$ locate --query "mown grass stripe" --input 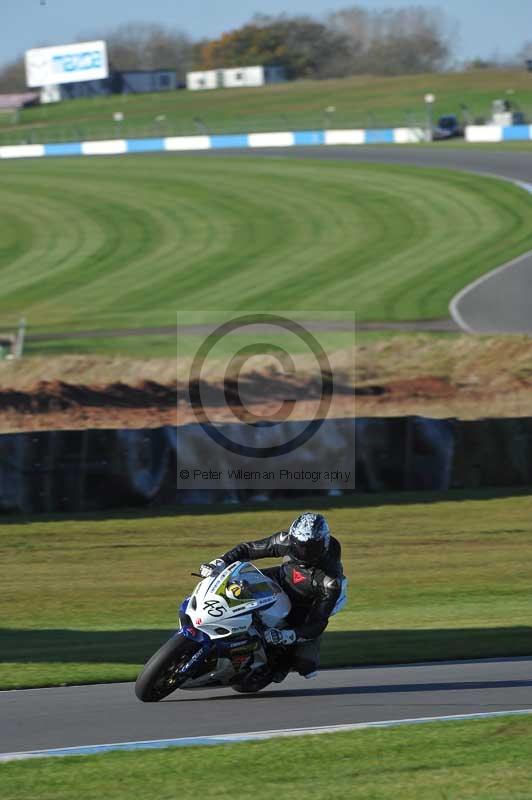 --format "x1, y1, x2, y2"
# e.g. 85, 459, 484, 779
0, 156, 531, 343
